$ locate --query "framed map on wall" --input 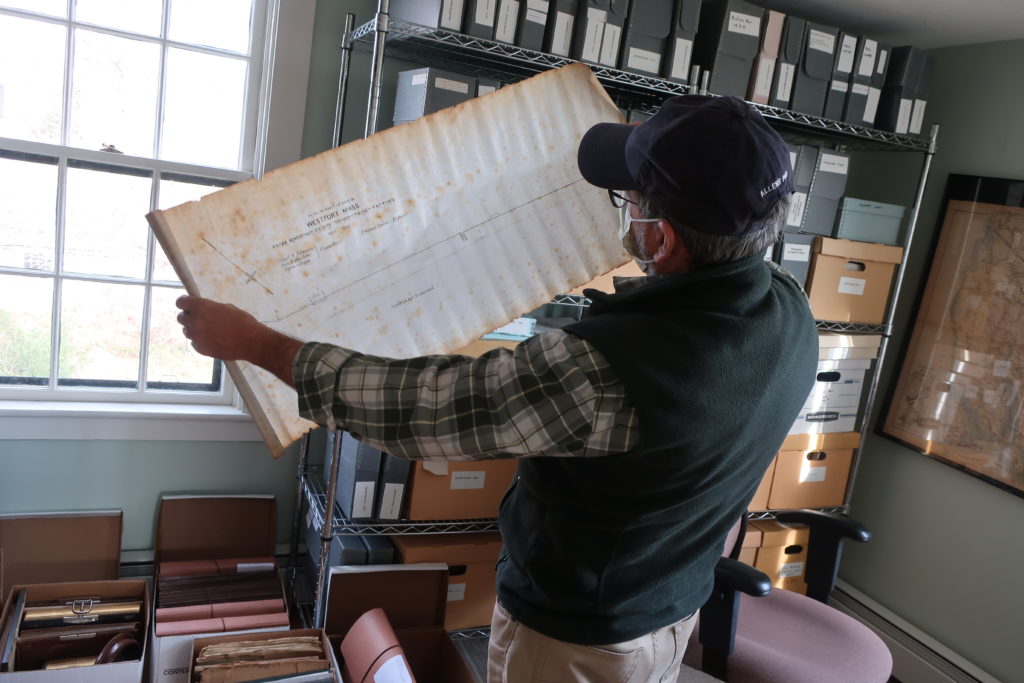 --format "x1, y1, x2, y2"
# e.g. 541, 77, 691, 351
882, 174, 1024, 498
